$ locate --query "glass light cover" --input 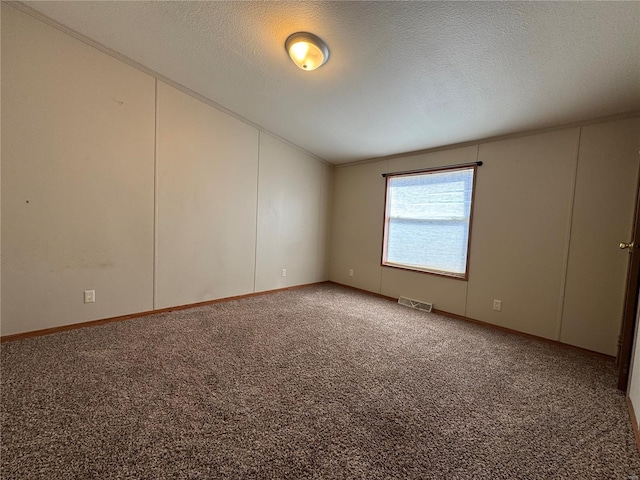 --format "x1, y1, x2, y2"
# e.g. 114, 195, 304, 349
285, 32, 329, 71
